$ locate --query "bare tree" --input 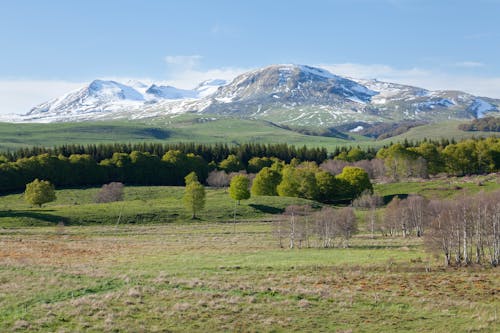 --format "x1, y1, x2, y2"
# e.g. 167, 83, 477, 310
95, 182, 124, 203
283, 205, 312, 248
369, 158, 387, 180
320, 158, 386, 180
272, 216, 286, 248
425, 200, 454, 266
320, 159, 348, 175
384, 197, 402, 236
405, 195, 429, 237
314, 207, 337, 248
335, 207, 358, 248
206, 170, 230, 188
424, 190, 500, 266
353, 190, 383, 238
